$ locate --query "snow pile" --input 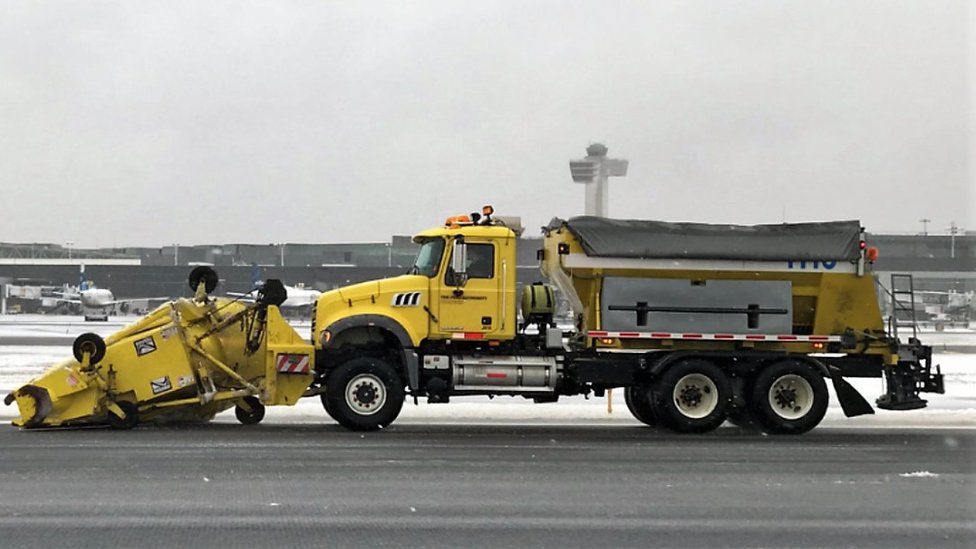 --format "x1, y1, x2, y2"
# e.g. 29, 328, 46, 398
0, 346, 67, 390
0, 314, 310, 342
899, 471, 940, 478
